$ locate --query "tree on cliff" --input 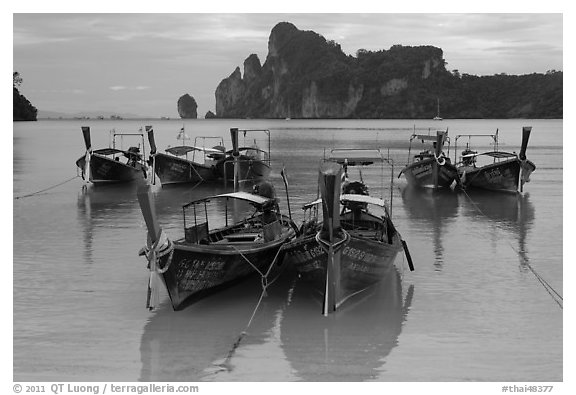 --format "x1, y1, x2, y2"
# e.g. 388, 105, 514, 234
13, 72, 38, 121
